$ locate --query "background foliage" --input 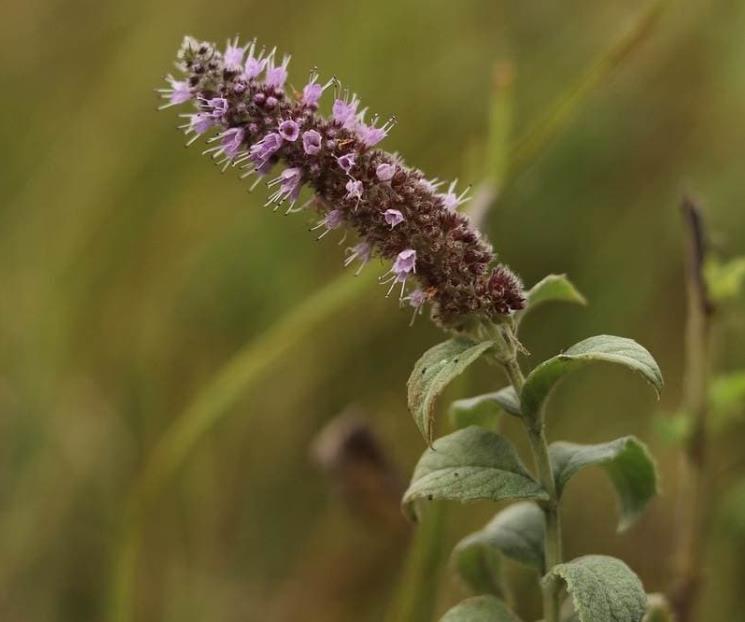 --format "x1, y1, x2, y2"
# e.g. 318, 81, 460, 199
1, 0, 745, 620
